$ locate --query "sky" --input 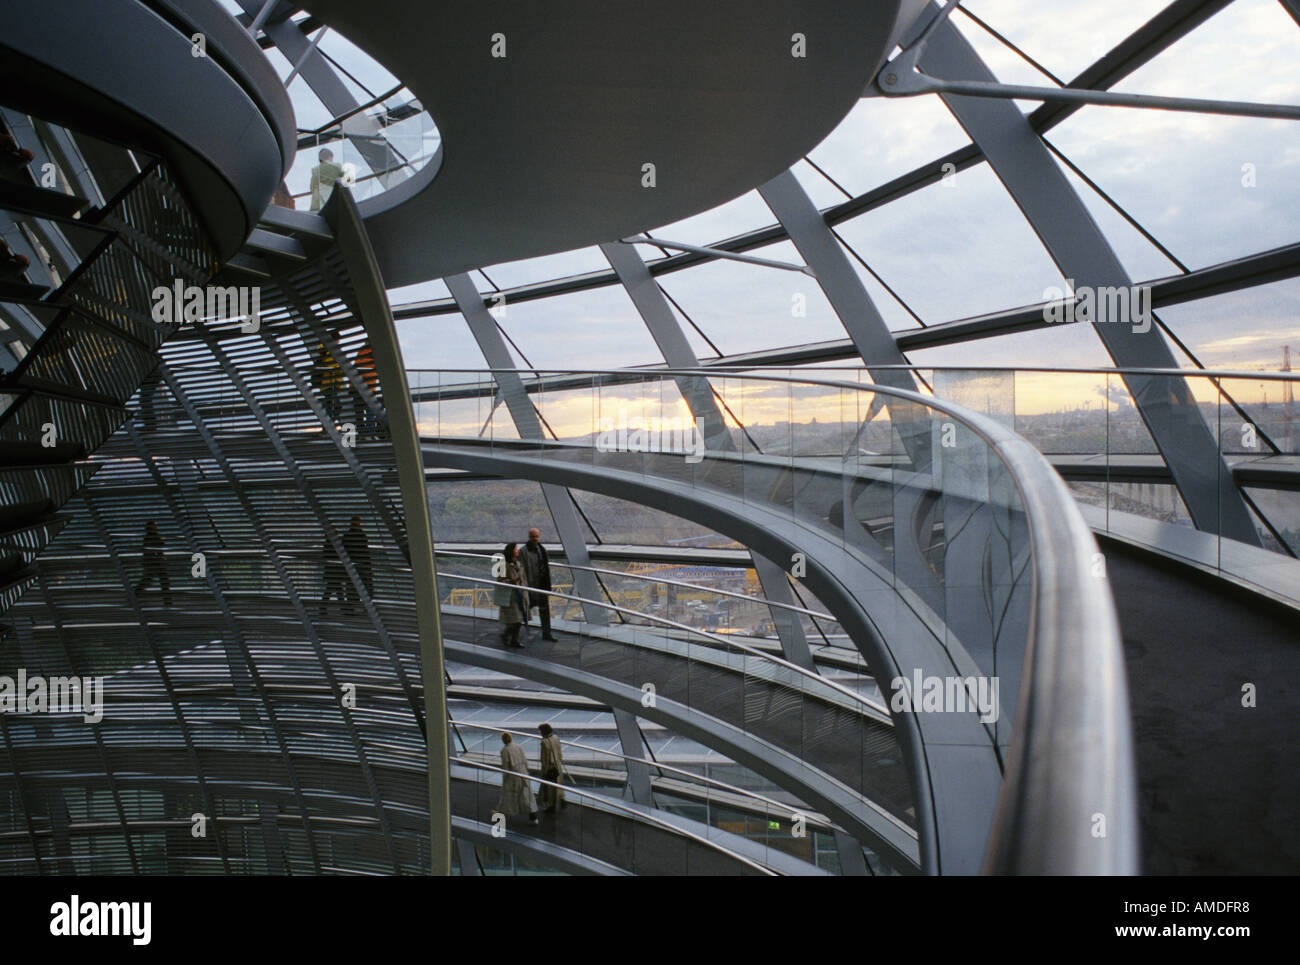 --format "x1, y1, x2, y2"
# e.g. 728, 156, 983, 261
236, 0, 1300, 381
